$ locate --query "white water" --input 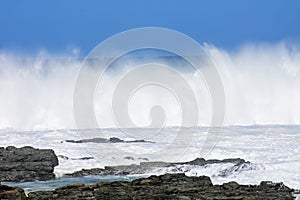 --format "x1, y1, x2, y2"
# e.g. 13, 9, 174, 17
0, 42, 300, 190
0, 126, 299, 189
0, 42, 299, 129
